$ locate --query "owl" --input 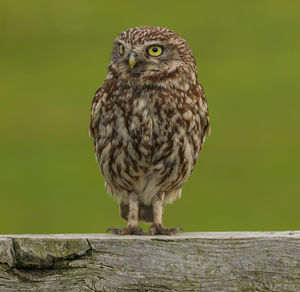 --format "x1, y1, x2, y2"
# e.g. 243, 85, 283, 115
90, 26, 210, 235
